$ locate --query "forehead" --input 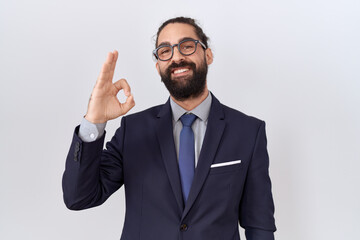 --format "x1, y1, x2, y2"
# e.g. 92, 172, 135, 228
157, 23, 198, 46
